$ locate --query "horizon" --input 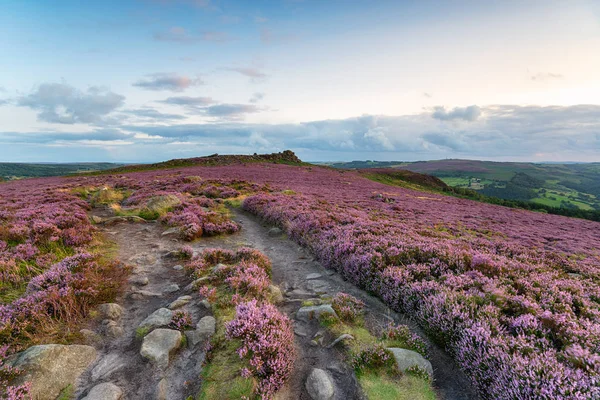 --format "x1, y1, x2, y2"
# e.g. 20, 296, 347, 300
1, 0, 600, 163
